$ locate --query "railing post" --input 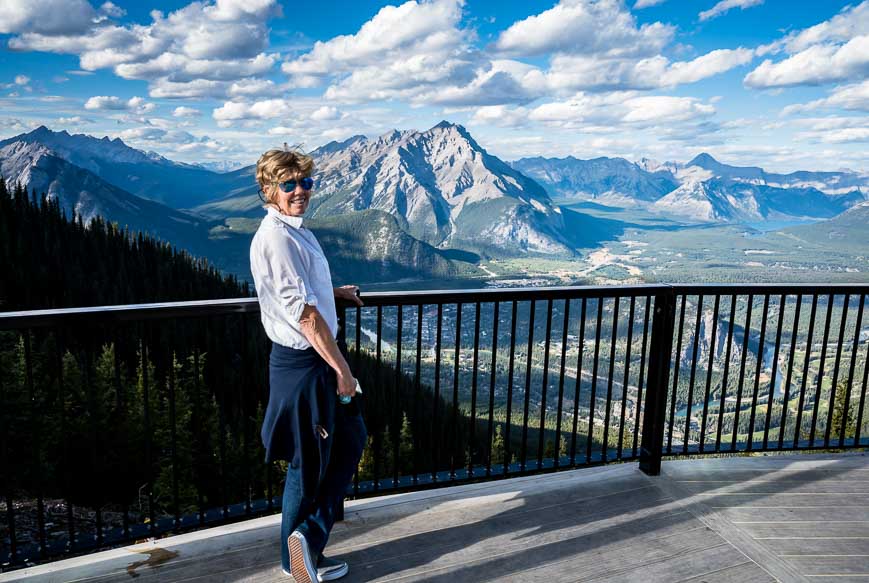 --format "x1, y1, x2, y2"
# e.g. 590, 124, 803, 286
336, 303, 347, 522
639, 290, 677, 476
